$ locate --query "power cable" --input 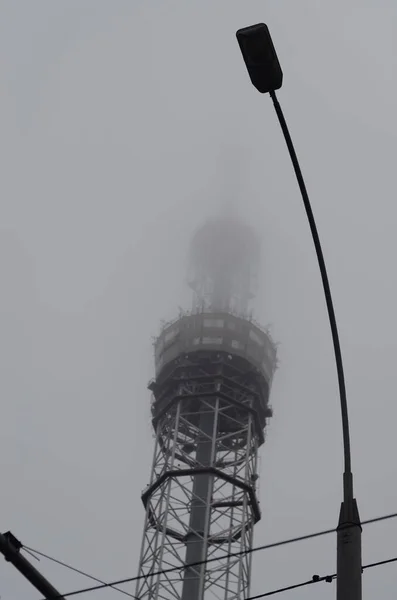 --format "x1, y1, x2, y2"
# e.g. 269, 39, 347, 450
29, 510, 397, 600
363, 556, 397, 571
22, 546, 137, 599
246, 573, 334, 599
244, 555, 397, 600
33, 552, 397, 600
27, 527, 336, 599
